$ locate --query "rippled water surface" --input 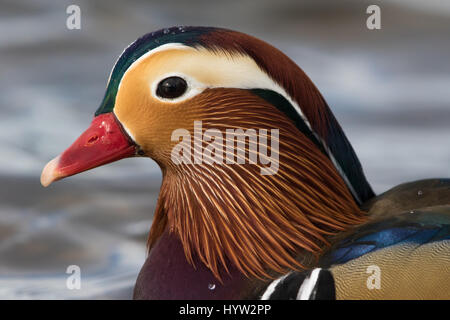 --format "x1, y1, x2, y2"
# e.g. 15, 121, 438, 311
0, 0, 449, 298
